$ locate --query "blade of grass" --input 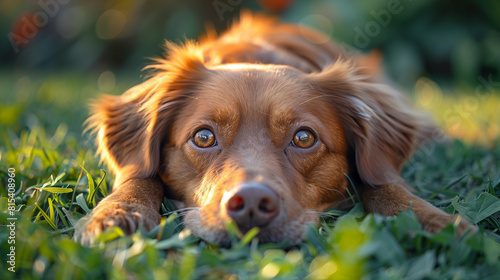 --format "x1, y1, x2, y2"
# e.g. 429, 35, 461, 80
39, 187, 73, 194
54, 205, 70, 228
88, 170, 106, 207
81, 165, 96, 206
61, 207, 76, 227
442, 173, 468, 190
69, 168, 84, 211
34, 203, 58, 230
343, 173, 359, 206
48, 197, 55, 222
76, 193, 91, 214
